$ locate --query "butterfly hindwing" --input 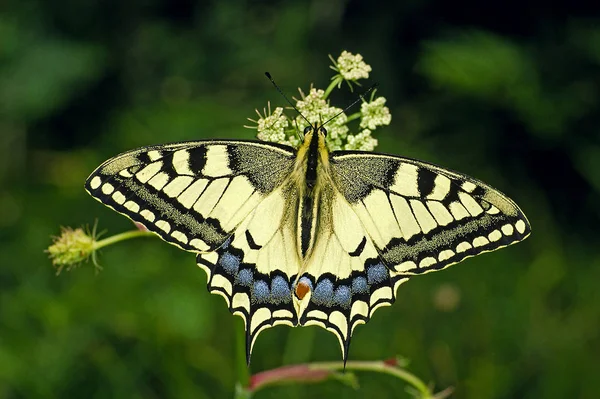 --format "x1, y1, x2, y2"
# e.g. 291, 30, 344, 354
196, 182, 301, 363
297, 189, 409, 362
329, 151, 531, 275
85, 140, 296, 252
